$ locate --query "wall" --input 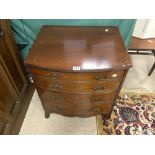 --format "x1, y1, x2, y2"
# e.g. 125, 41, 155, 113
132, 19, 155, 39
9, 19, 136, 59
